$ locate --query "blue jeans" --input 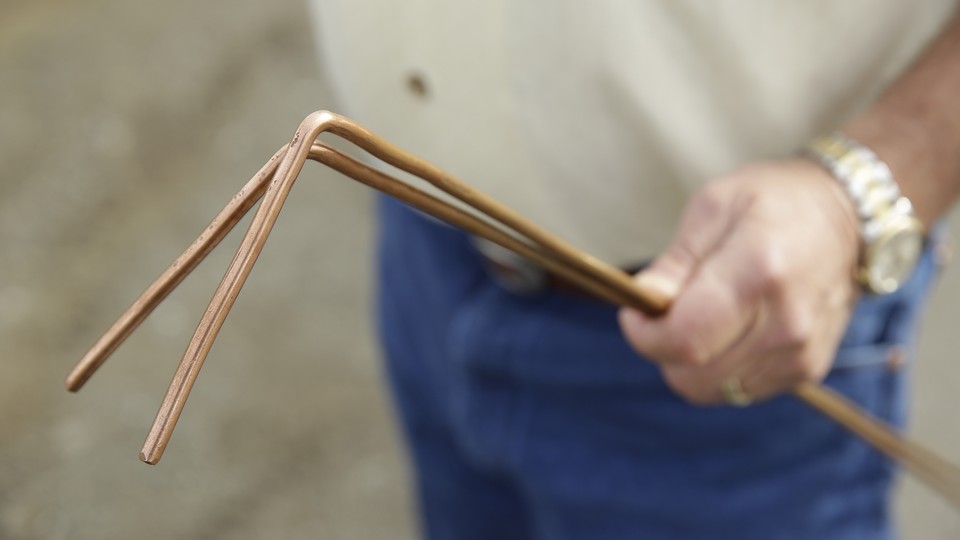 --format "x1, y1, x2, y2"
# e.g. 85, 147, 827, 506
376, 197, 938, 540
